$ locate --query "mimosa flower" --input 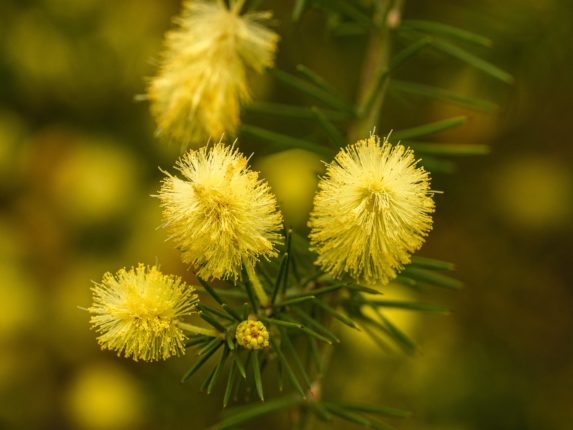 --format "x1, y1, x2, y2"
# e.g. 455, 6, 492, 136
157, 142, 283, 280
308, 134, 435, 285
147, 0, 279, 145
88, 264, 198, 362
